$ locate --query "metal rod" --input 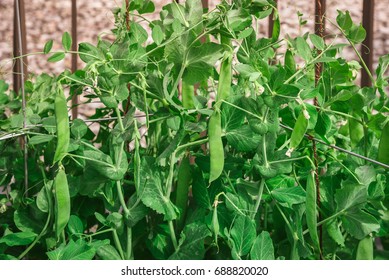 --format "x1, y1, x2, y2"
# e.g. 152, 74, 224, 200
361, 0, 374, 87
13, 0, 28, 94
15, 0, 29, 195
71, 0, 78, 119
268, 0, 278, 37
279, 123, 389, 170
